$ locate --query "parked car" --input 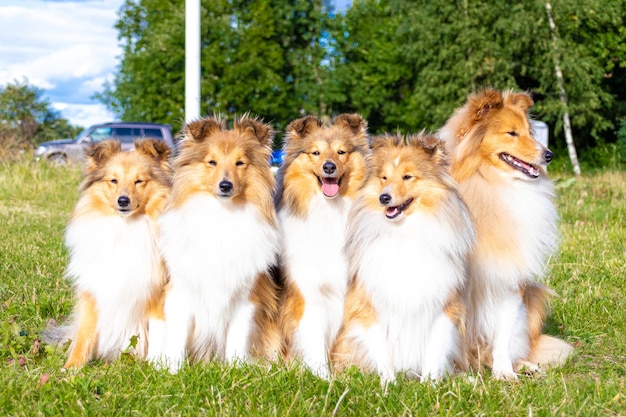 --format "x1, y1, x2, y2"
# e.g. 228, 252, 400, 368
35, 122, 174, 165
270, 149, 283, 174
